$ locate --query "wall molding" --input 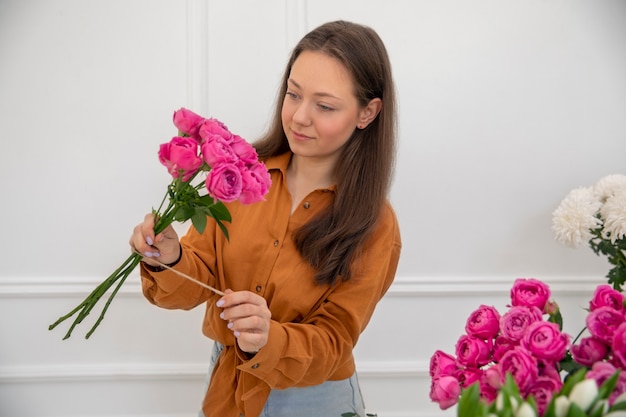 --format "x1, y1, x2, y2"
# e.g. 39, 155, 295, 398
0, 274, 603, 298
284, 0, 308, 50
0, 360, 426, 383
186, 0, 210, 115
